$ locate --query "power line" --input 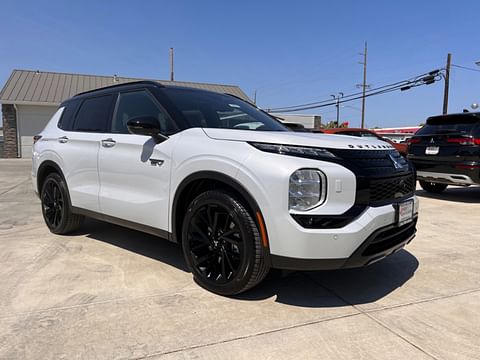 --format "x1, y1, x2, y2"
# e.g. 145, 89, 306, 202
267, 69, 443, 113
267, 70, 440, 111
451, 64, 480, 73
275, 75, 441, 112
268, 78, 410, 111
